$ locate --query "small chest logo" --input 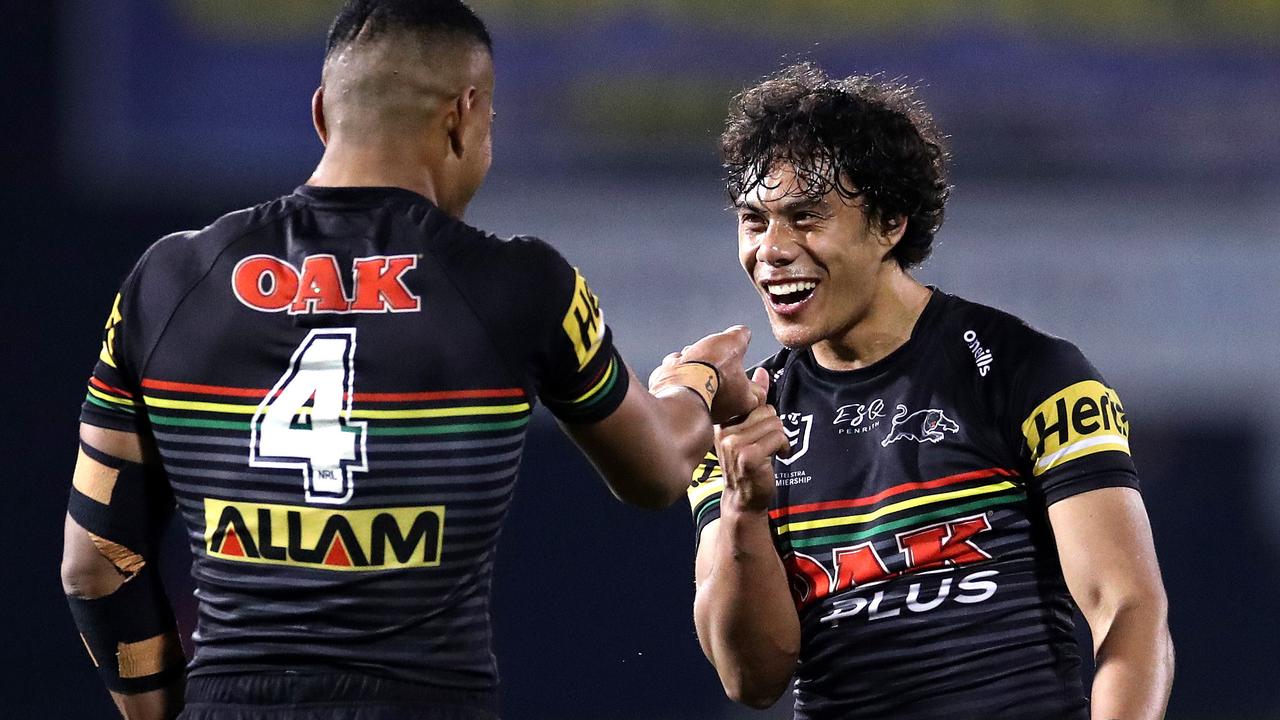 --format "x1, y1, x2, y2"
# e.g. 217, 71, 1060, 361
833, 399, 886, 435
233, 254, 421, 315
777, 412, 813, 465
881, 405, 960, 447
963, 330, 994, 377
